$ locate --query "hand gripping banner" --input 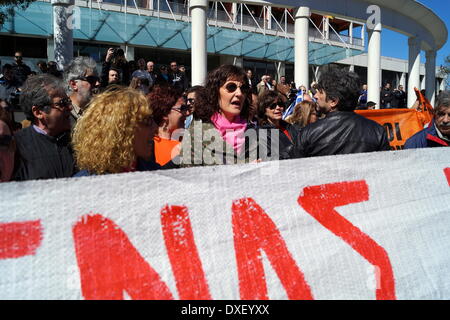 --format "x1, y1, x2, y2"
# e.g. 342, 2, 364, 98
0, 148, 449, 300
